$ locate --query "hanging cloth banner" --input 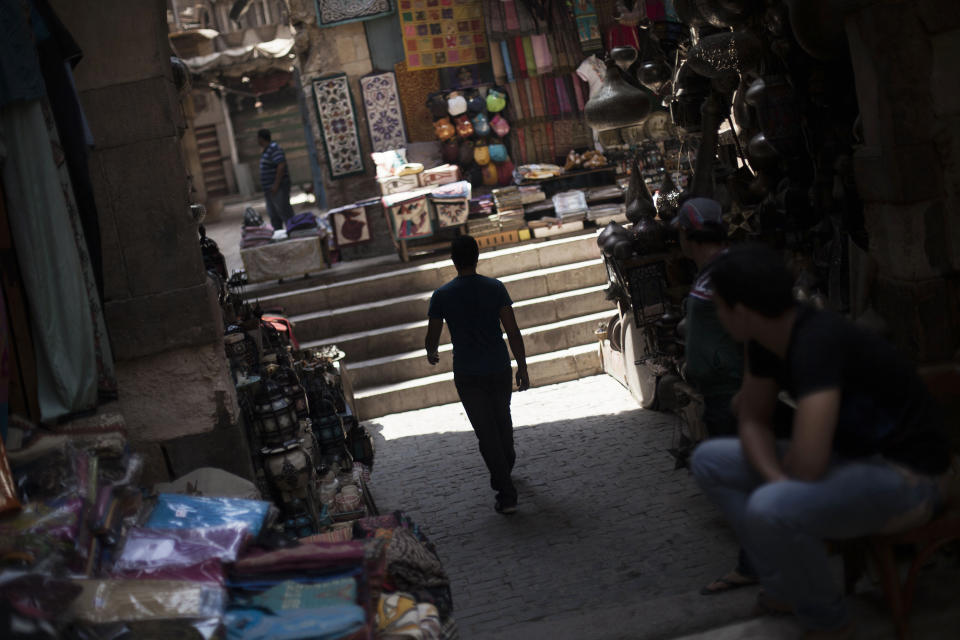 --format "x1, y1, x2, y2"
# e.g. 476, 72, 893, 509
360, 71, 408, 153
398, 0, 489, 70
315, 0, 394, 27
313, 74, 366, 179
